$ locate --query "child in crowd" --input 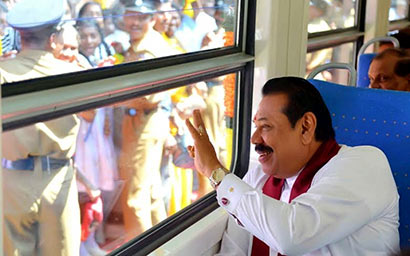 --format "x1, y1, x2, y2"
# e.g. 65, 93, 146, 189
76, 19, 115, 67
